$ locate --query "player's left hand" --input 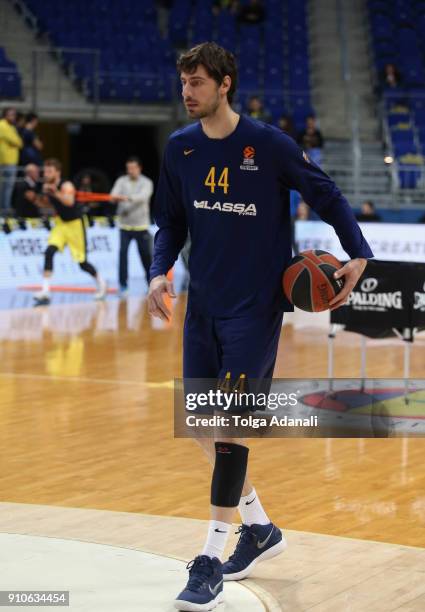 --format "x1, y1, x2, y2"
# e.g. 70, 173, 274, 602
42, 183, 56, 194
329, 258, 367, 310
34, 194, 50, 207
